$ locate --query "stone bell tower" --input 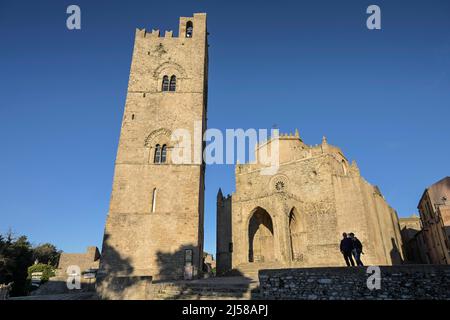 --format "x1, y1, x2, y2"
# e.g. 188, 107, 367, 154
98, 13, 208, 282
